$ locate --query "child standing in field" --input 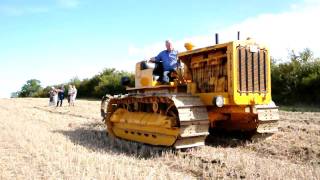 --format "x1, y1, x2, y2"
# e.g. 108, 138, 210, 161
71, 85, 77, 106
